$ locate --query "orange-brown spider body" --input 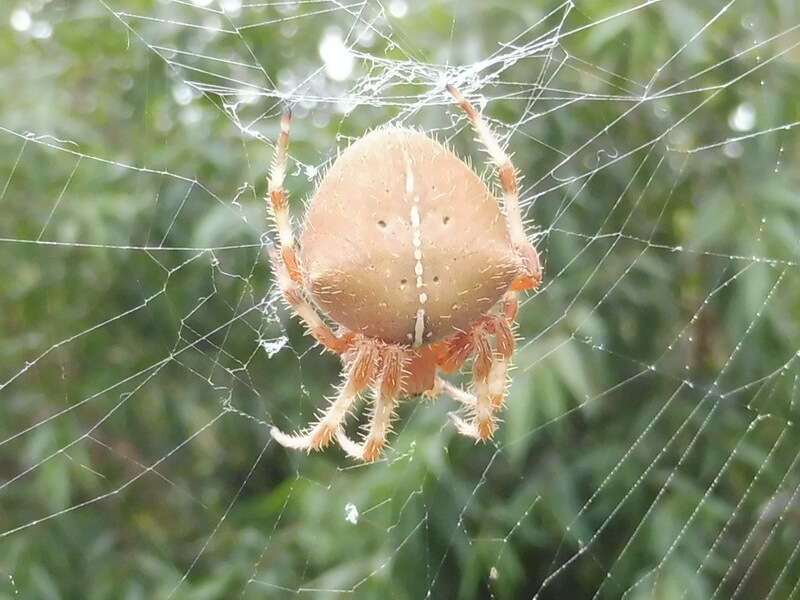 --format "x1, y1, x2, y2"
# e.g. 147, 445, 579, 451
302, 128, 521, 347
268, 85, 542, 461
